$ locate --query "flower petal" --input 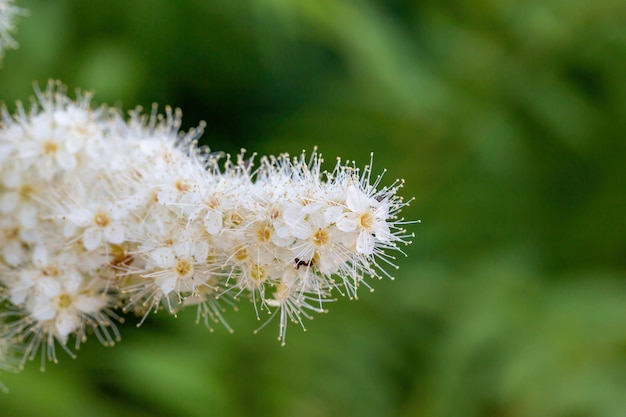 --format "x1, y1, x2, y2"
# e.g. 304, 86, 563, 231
56, 310, 81, 340
75, 294, 106, 314
104, 223, 125, 244
346, 186, 368, 212
82, 227, 102, 251
204, 210, 222, 235
356, 231, 375, 255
